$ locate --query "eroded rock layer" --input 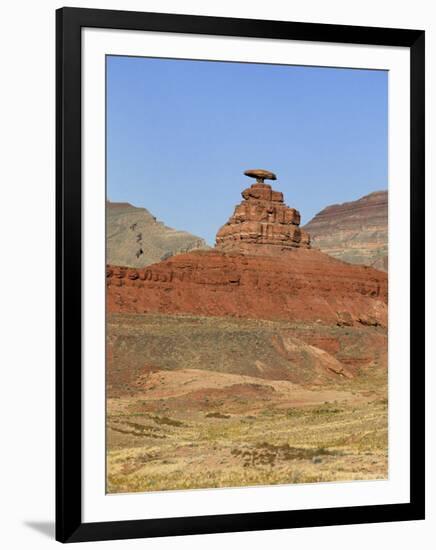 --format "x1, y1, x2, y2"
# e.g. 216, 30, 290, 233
215, 182, 310, 255
107, 249, 387, 327
303, 191, 388, 271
